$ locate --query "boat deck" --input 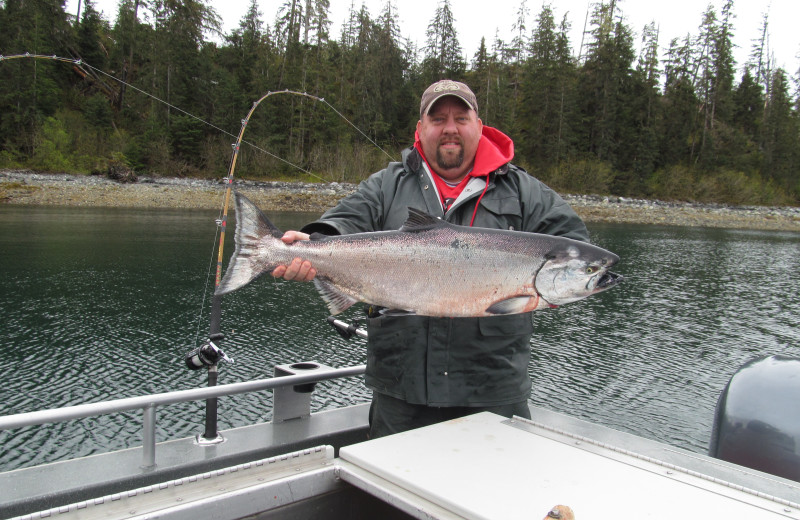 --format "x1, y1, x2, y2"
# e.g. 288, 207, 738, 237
7, 407, 800, 519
